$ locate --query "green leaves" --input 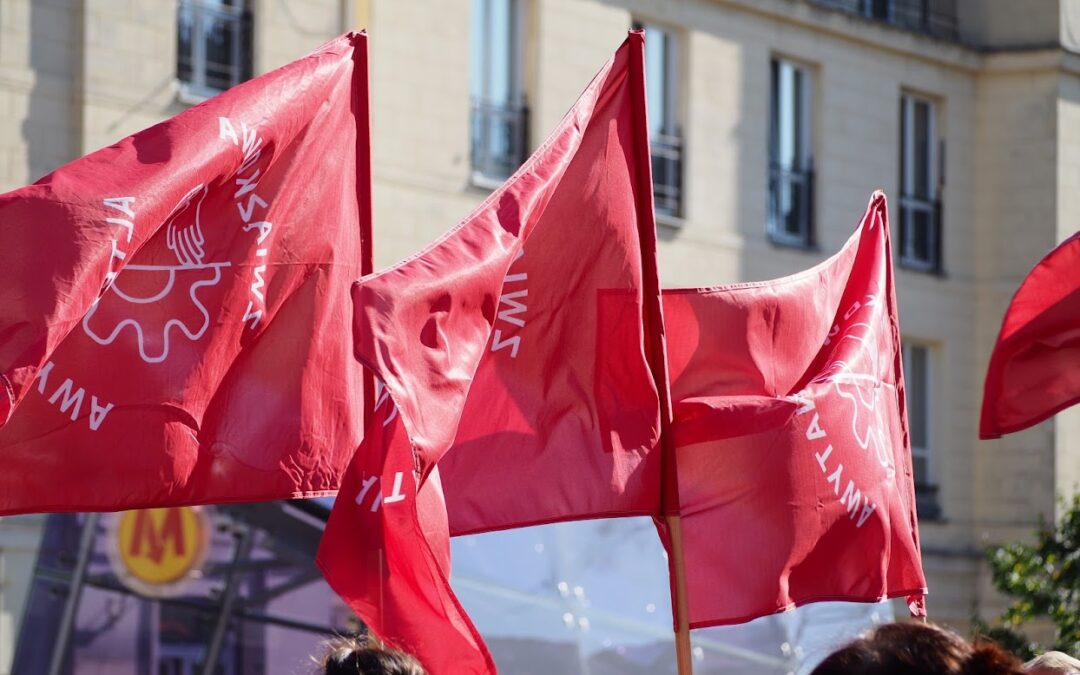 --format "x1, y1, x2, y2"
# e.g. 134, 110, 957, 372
981, 493, 1080, 657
